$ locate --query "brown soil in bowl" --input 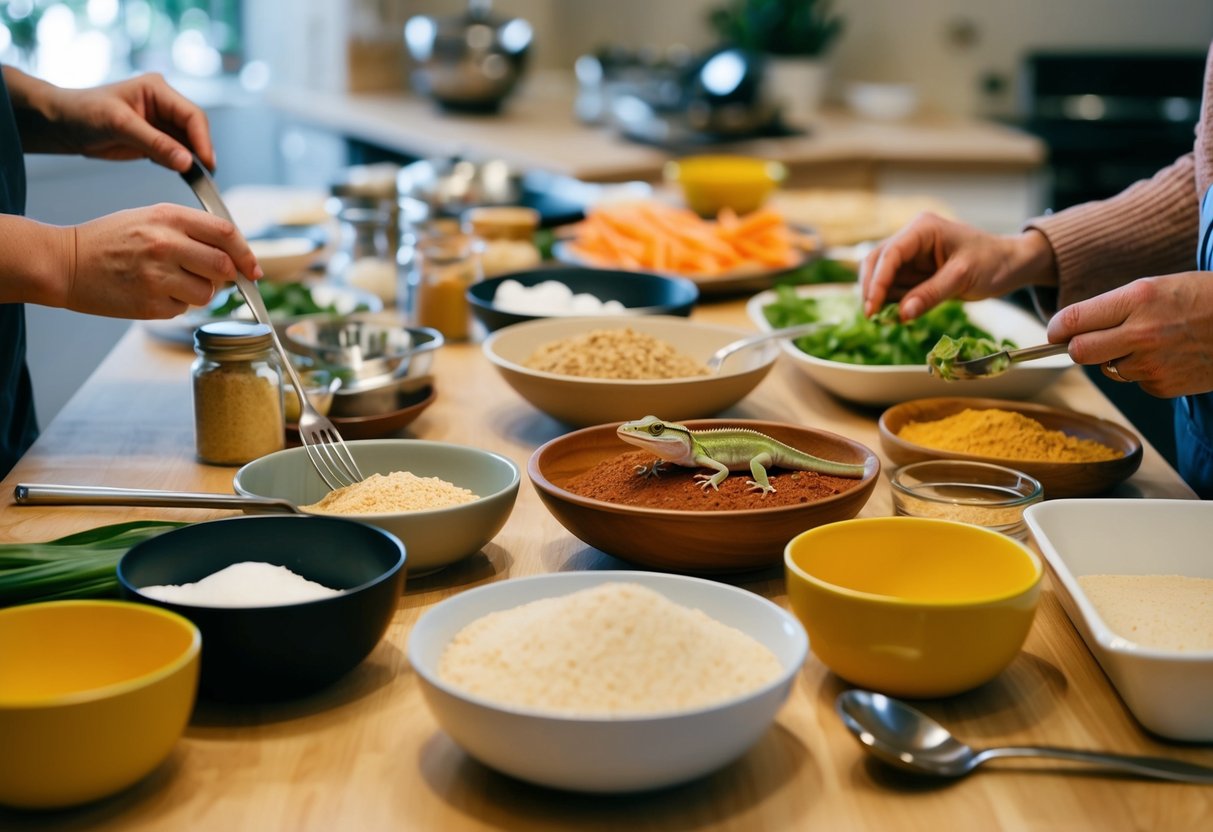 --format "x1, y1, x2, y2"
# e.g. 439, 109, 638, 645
564, 450, 862, 511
